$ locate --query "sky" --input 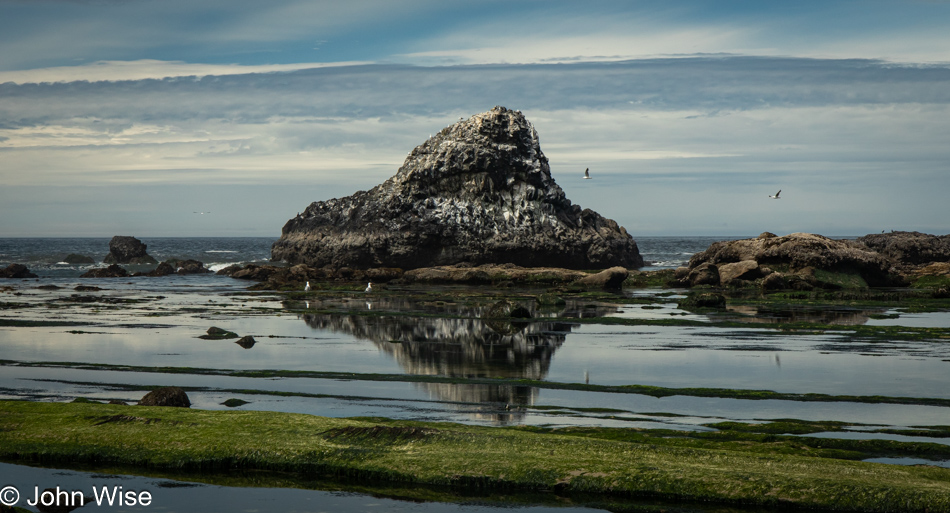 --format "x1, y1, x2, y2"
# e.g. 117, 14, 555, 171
1, 0, 949, 238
